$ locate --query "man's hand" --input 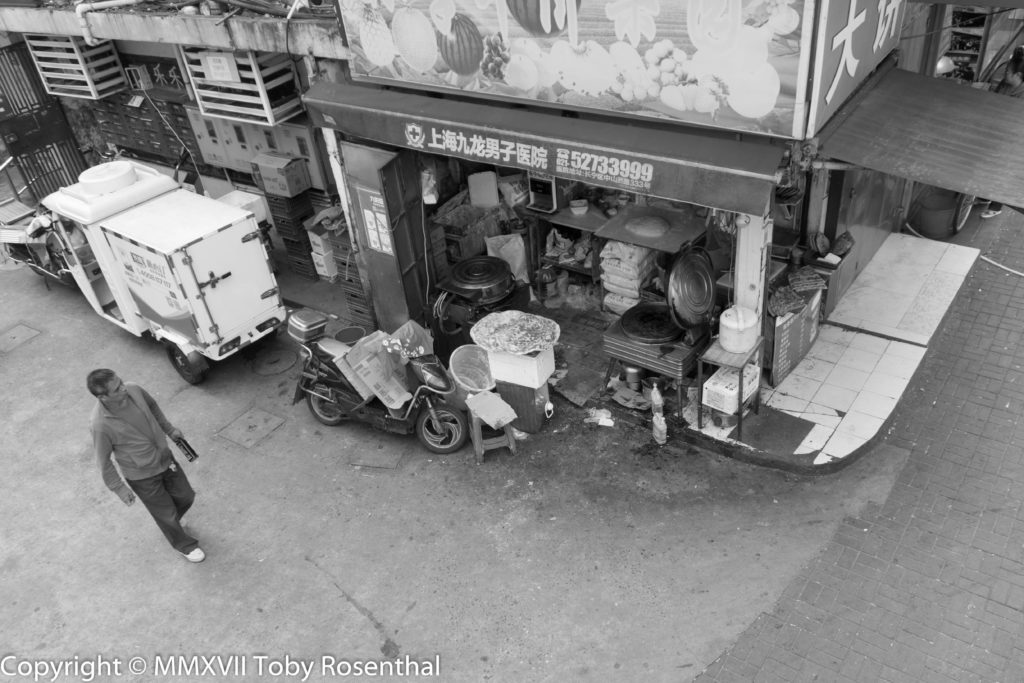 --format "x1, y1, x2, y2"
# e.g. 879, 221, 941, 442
169, 428, 183, 441
119, 489, 136, 506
